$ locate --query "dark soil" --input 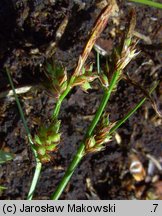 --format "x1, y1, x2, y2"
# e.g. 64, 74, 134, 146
0, 0, 162, 200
